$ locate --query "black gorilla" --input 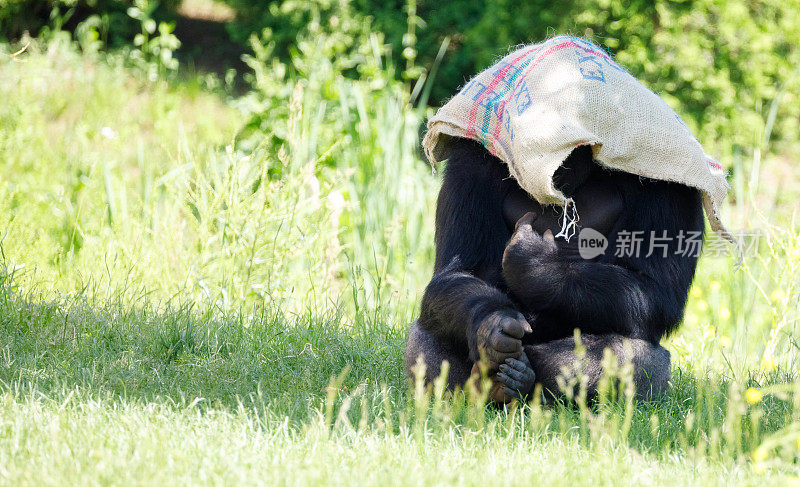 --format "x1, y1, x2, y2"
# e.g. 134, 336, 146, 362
405, 138, 704, 402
